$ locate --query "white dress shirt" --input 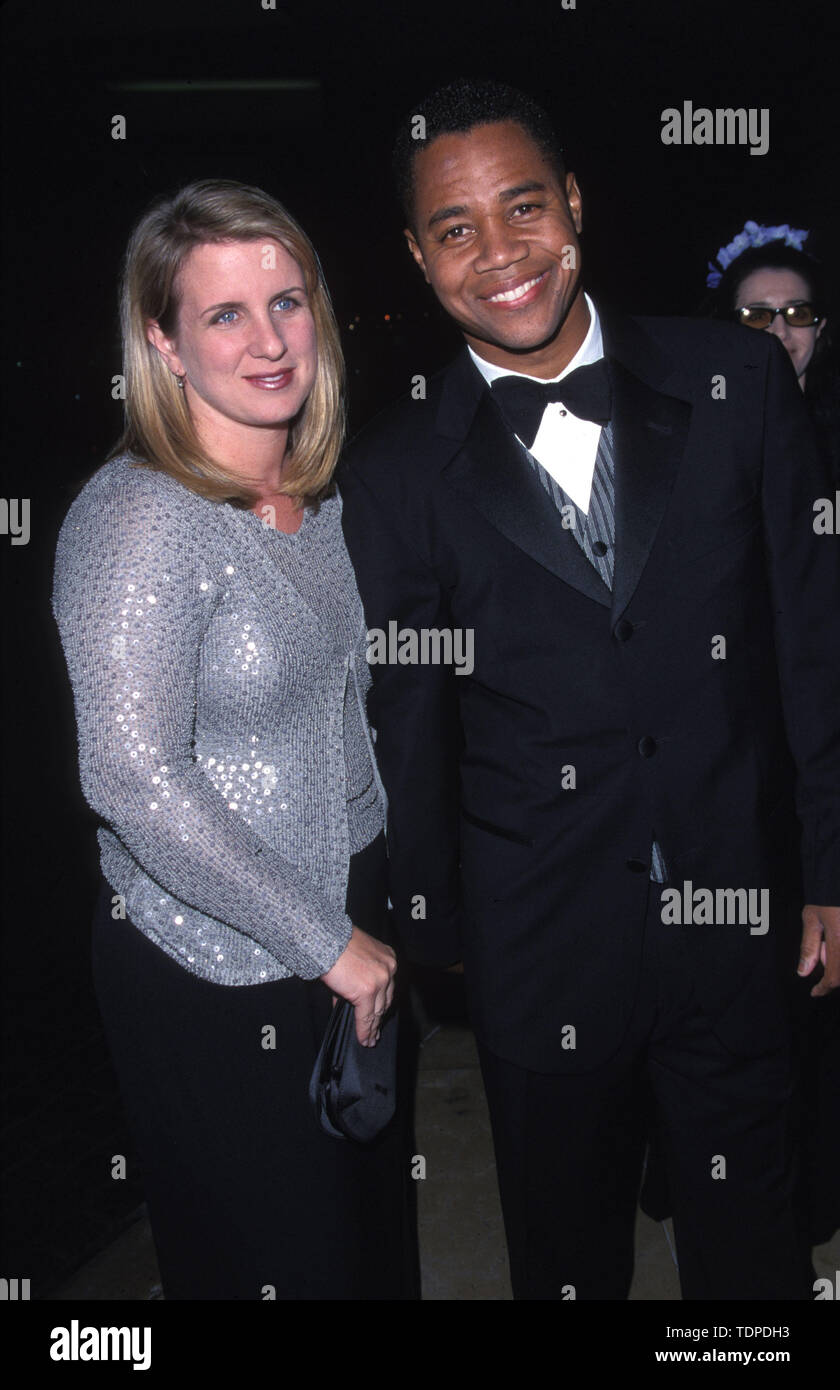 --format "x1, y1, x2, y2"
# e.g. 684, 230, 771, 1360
468, 292, 604, 514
